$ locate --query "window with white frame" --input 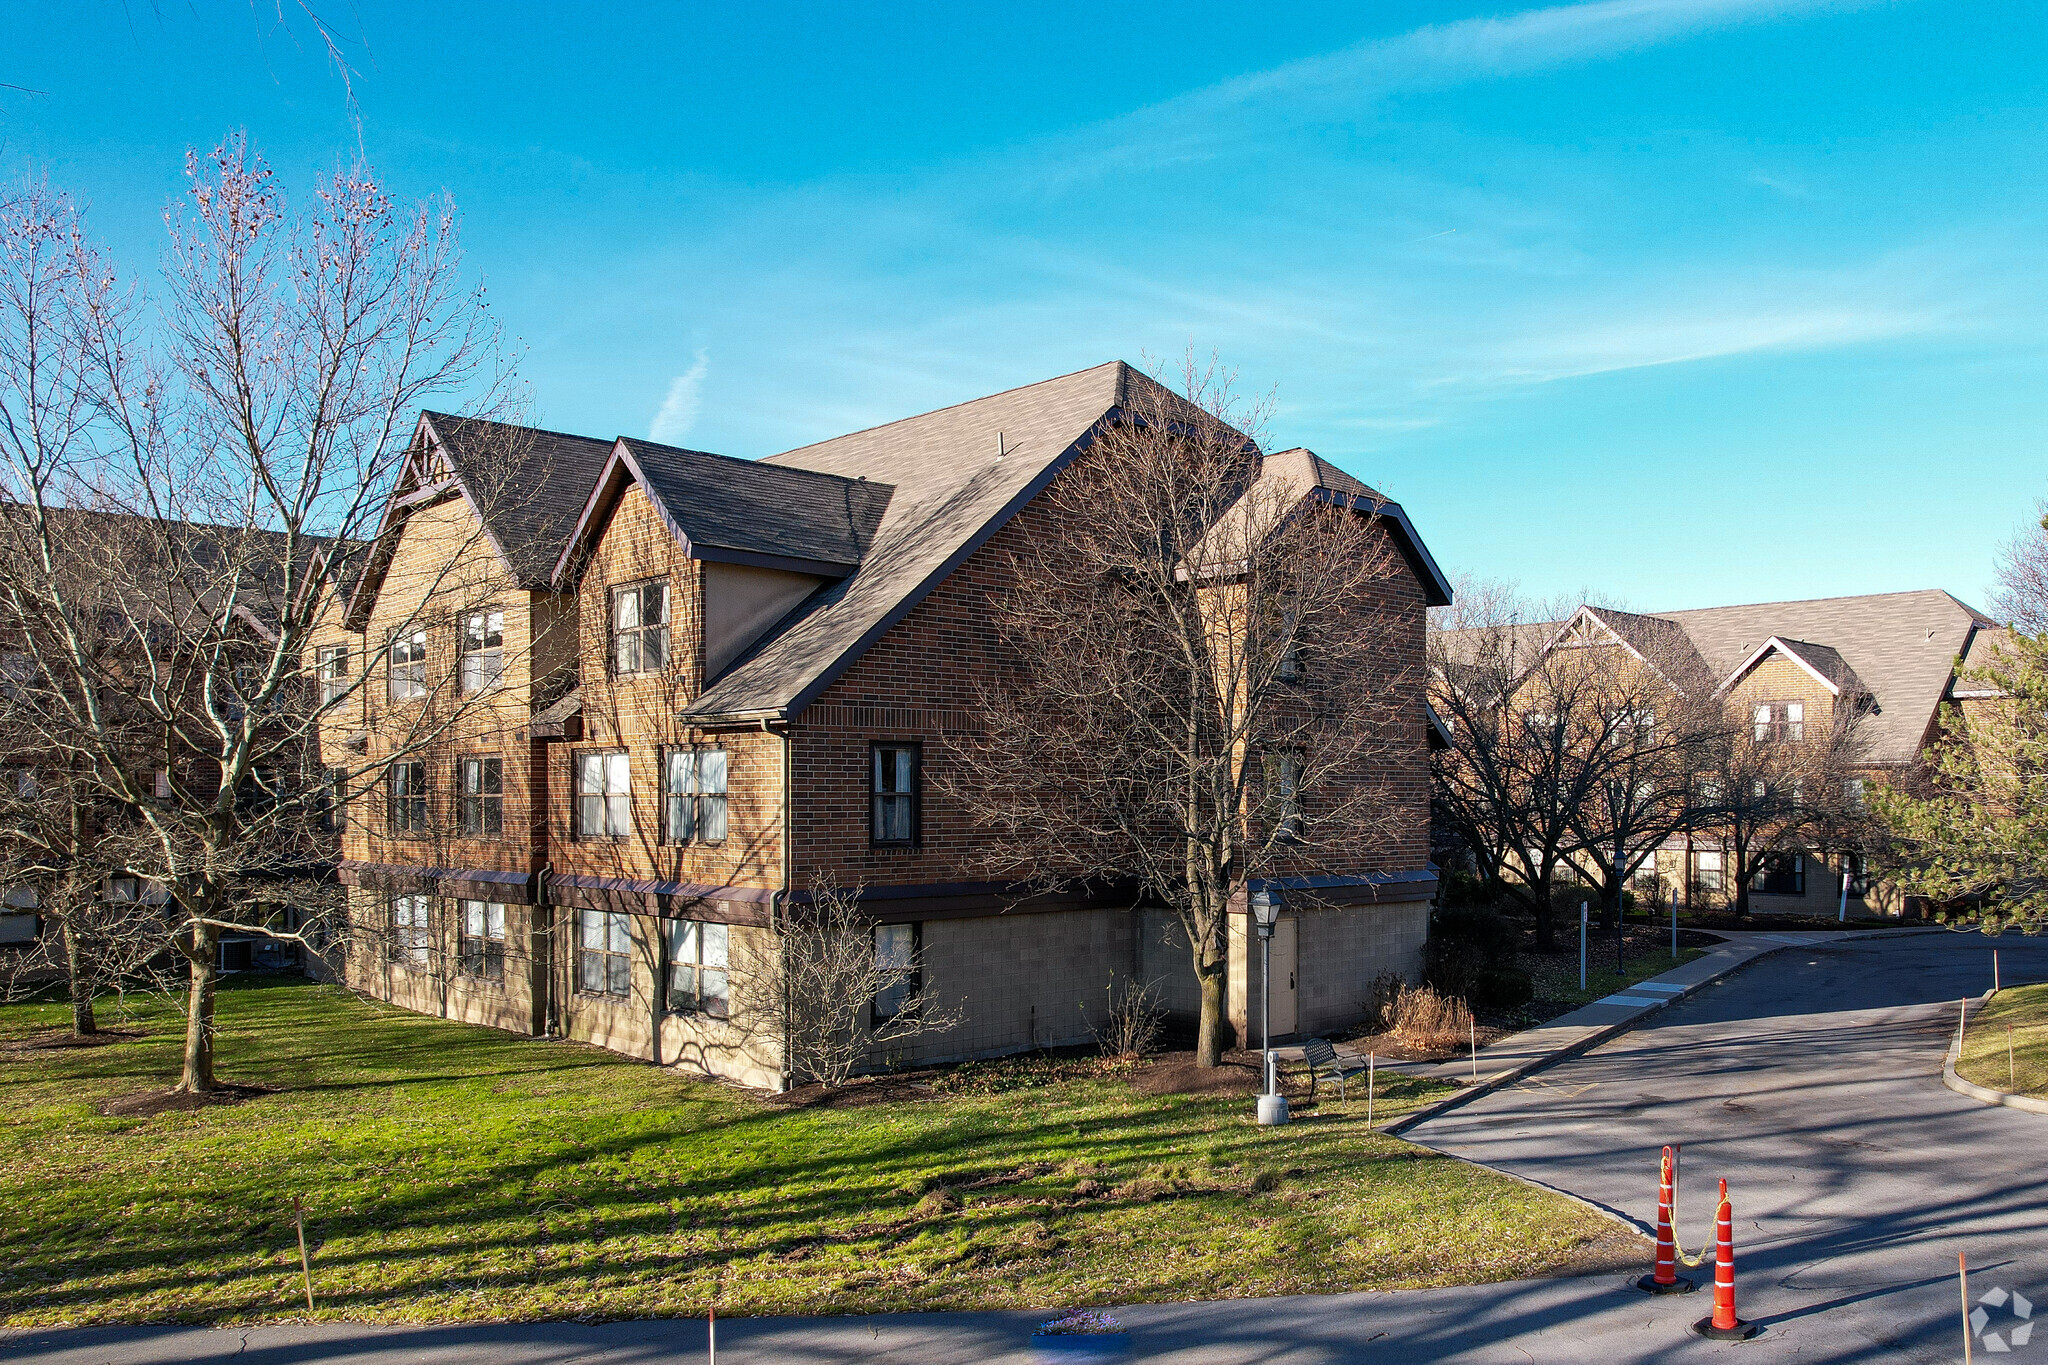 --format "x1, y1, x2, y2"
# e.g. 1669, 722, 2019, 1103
459, 899, 505, 979
153, 768, 171, 800
665, 919, 729, 1016
1843, 777, 1866, 807
578, 909, 632, 997
388, 760, 428, 834
1693, 849, 1724, 893
575, 751, 631, 839
873, 921, 918, 1022
391, 894, 431, 967
664, 747, 727, 845
316, 644, 350, 706
1754, 700, 1804, 743
460, 609, 505, 693
388, 630, 428, 700
459, 756, 503, 836
611, 580, 669, 675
